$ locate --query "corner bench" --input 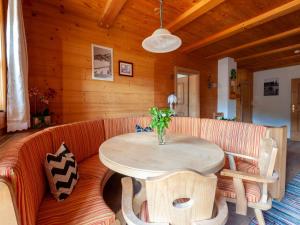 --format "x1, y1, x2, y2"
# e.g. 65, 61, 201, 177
0, 117, 286, 225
